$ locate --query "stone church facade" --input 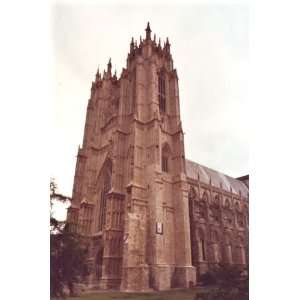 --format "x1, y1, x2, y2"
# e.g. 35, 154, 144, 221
67, 23, 249, 292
